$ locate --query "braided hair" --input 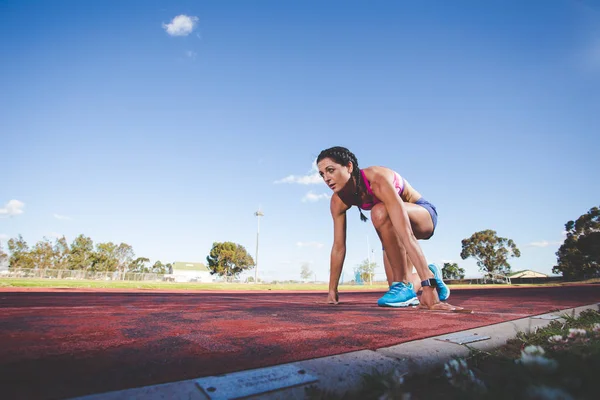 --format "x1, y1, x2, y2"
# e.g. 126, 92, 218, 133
316, 146, 368, 222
